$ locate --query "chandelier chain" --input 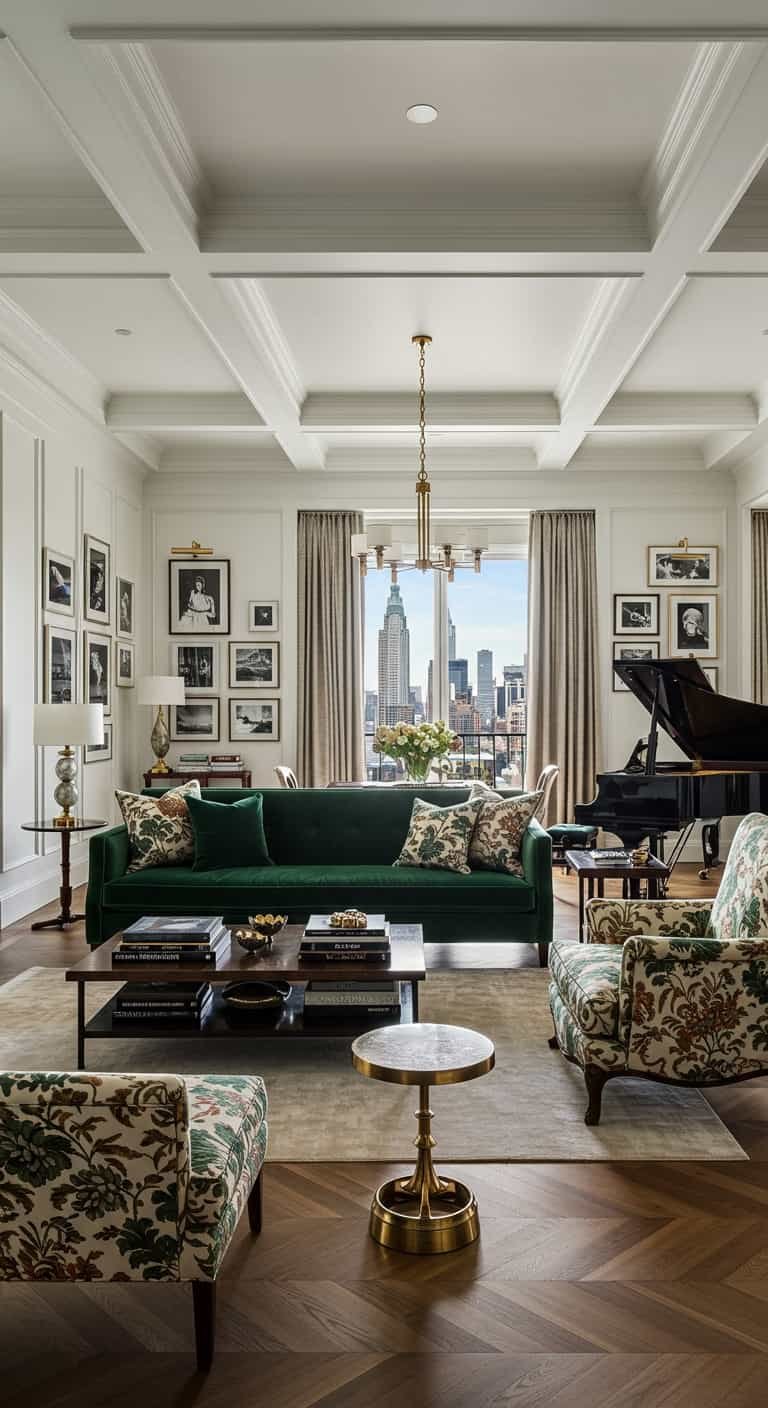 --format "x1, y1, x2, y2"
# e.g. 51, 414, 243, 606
417, 338, 427, 484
